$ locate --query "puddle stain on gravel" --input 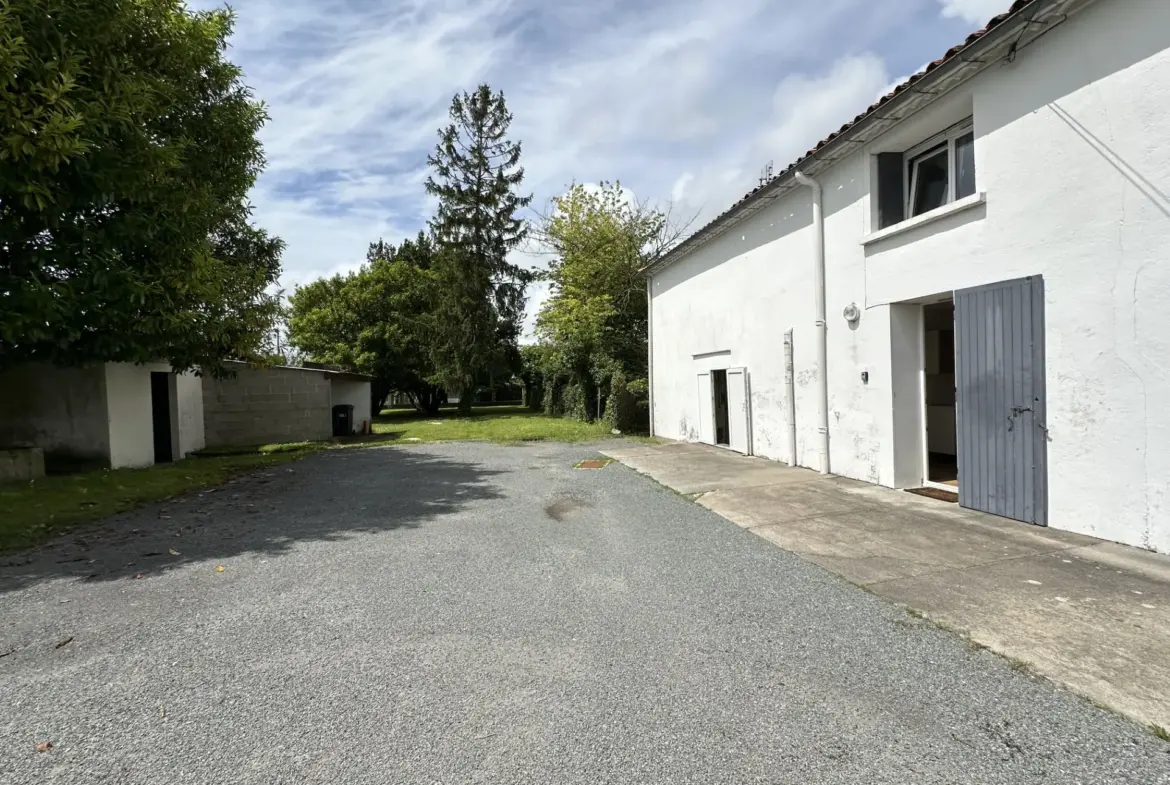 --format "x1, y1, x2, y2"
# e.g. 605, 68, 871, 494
544, 495, 592, 522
